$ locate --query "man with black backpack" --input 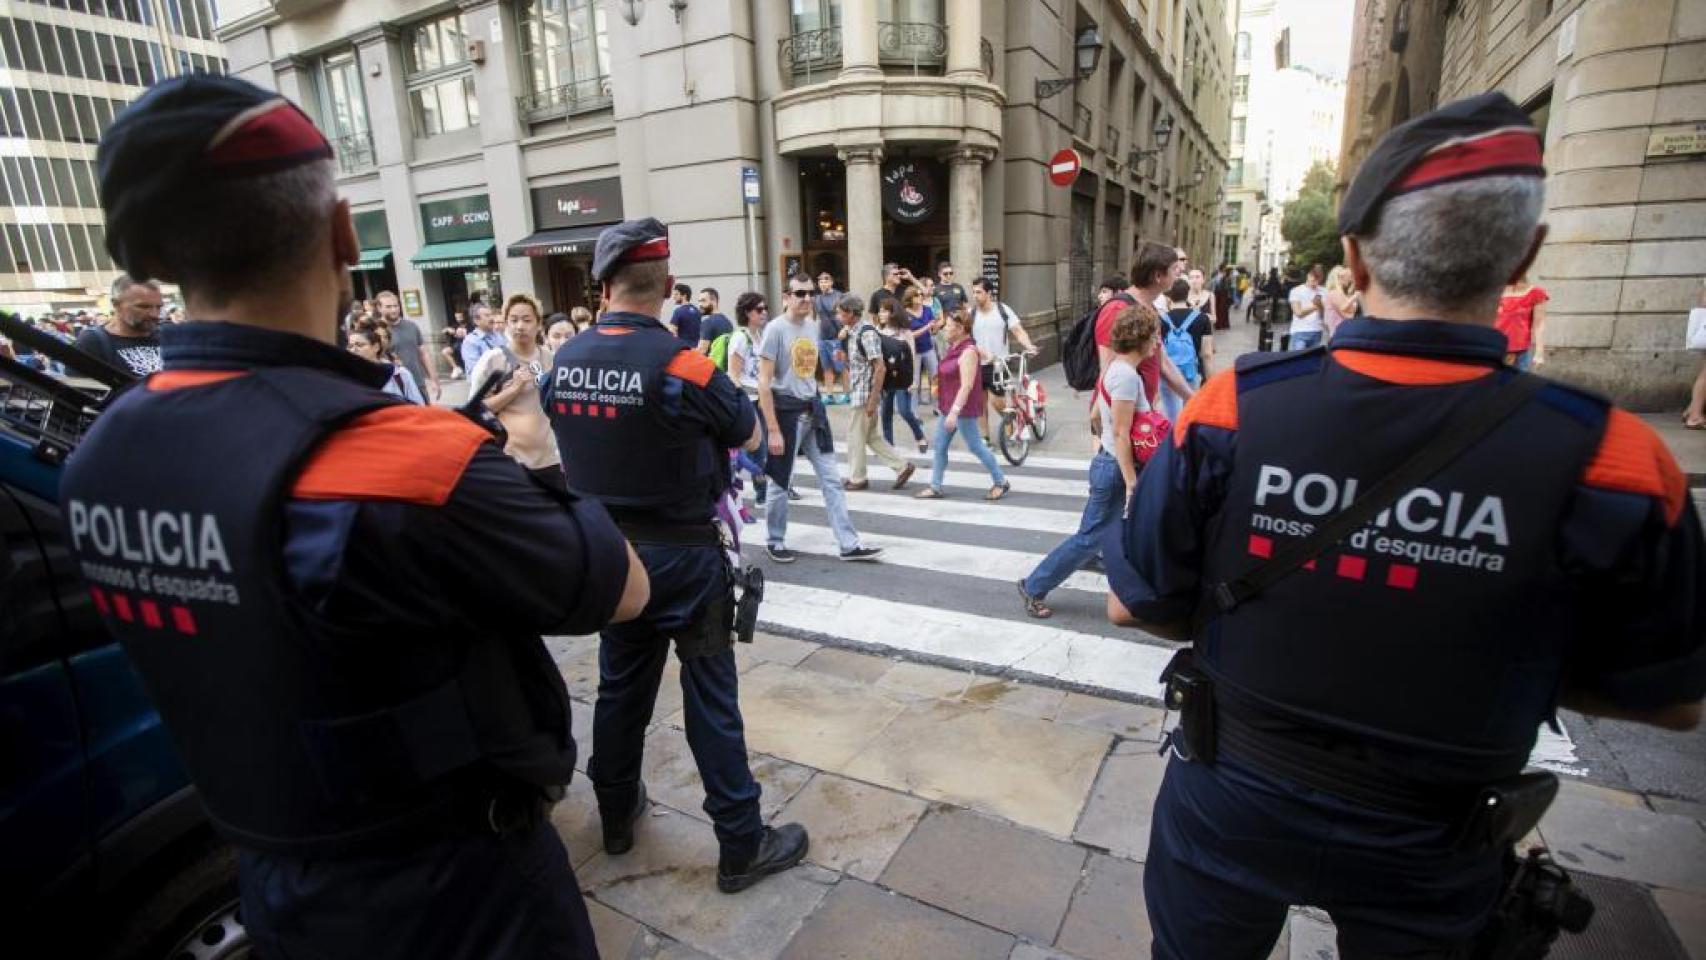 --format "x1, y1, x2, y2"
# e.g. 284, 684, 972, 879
1060, 241, 1197, 421
1159, 278, 1214, 422
840, 295, 917, 491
